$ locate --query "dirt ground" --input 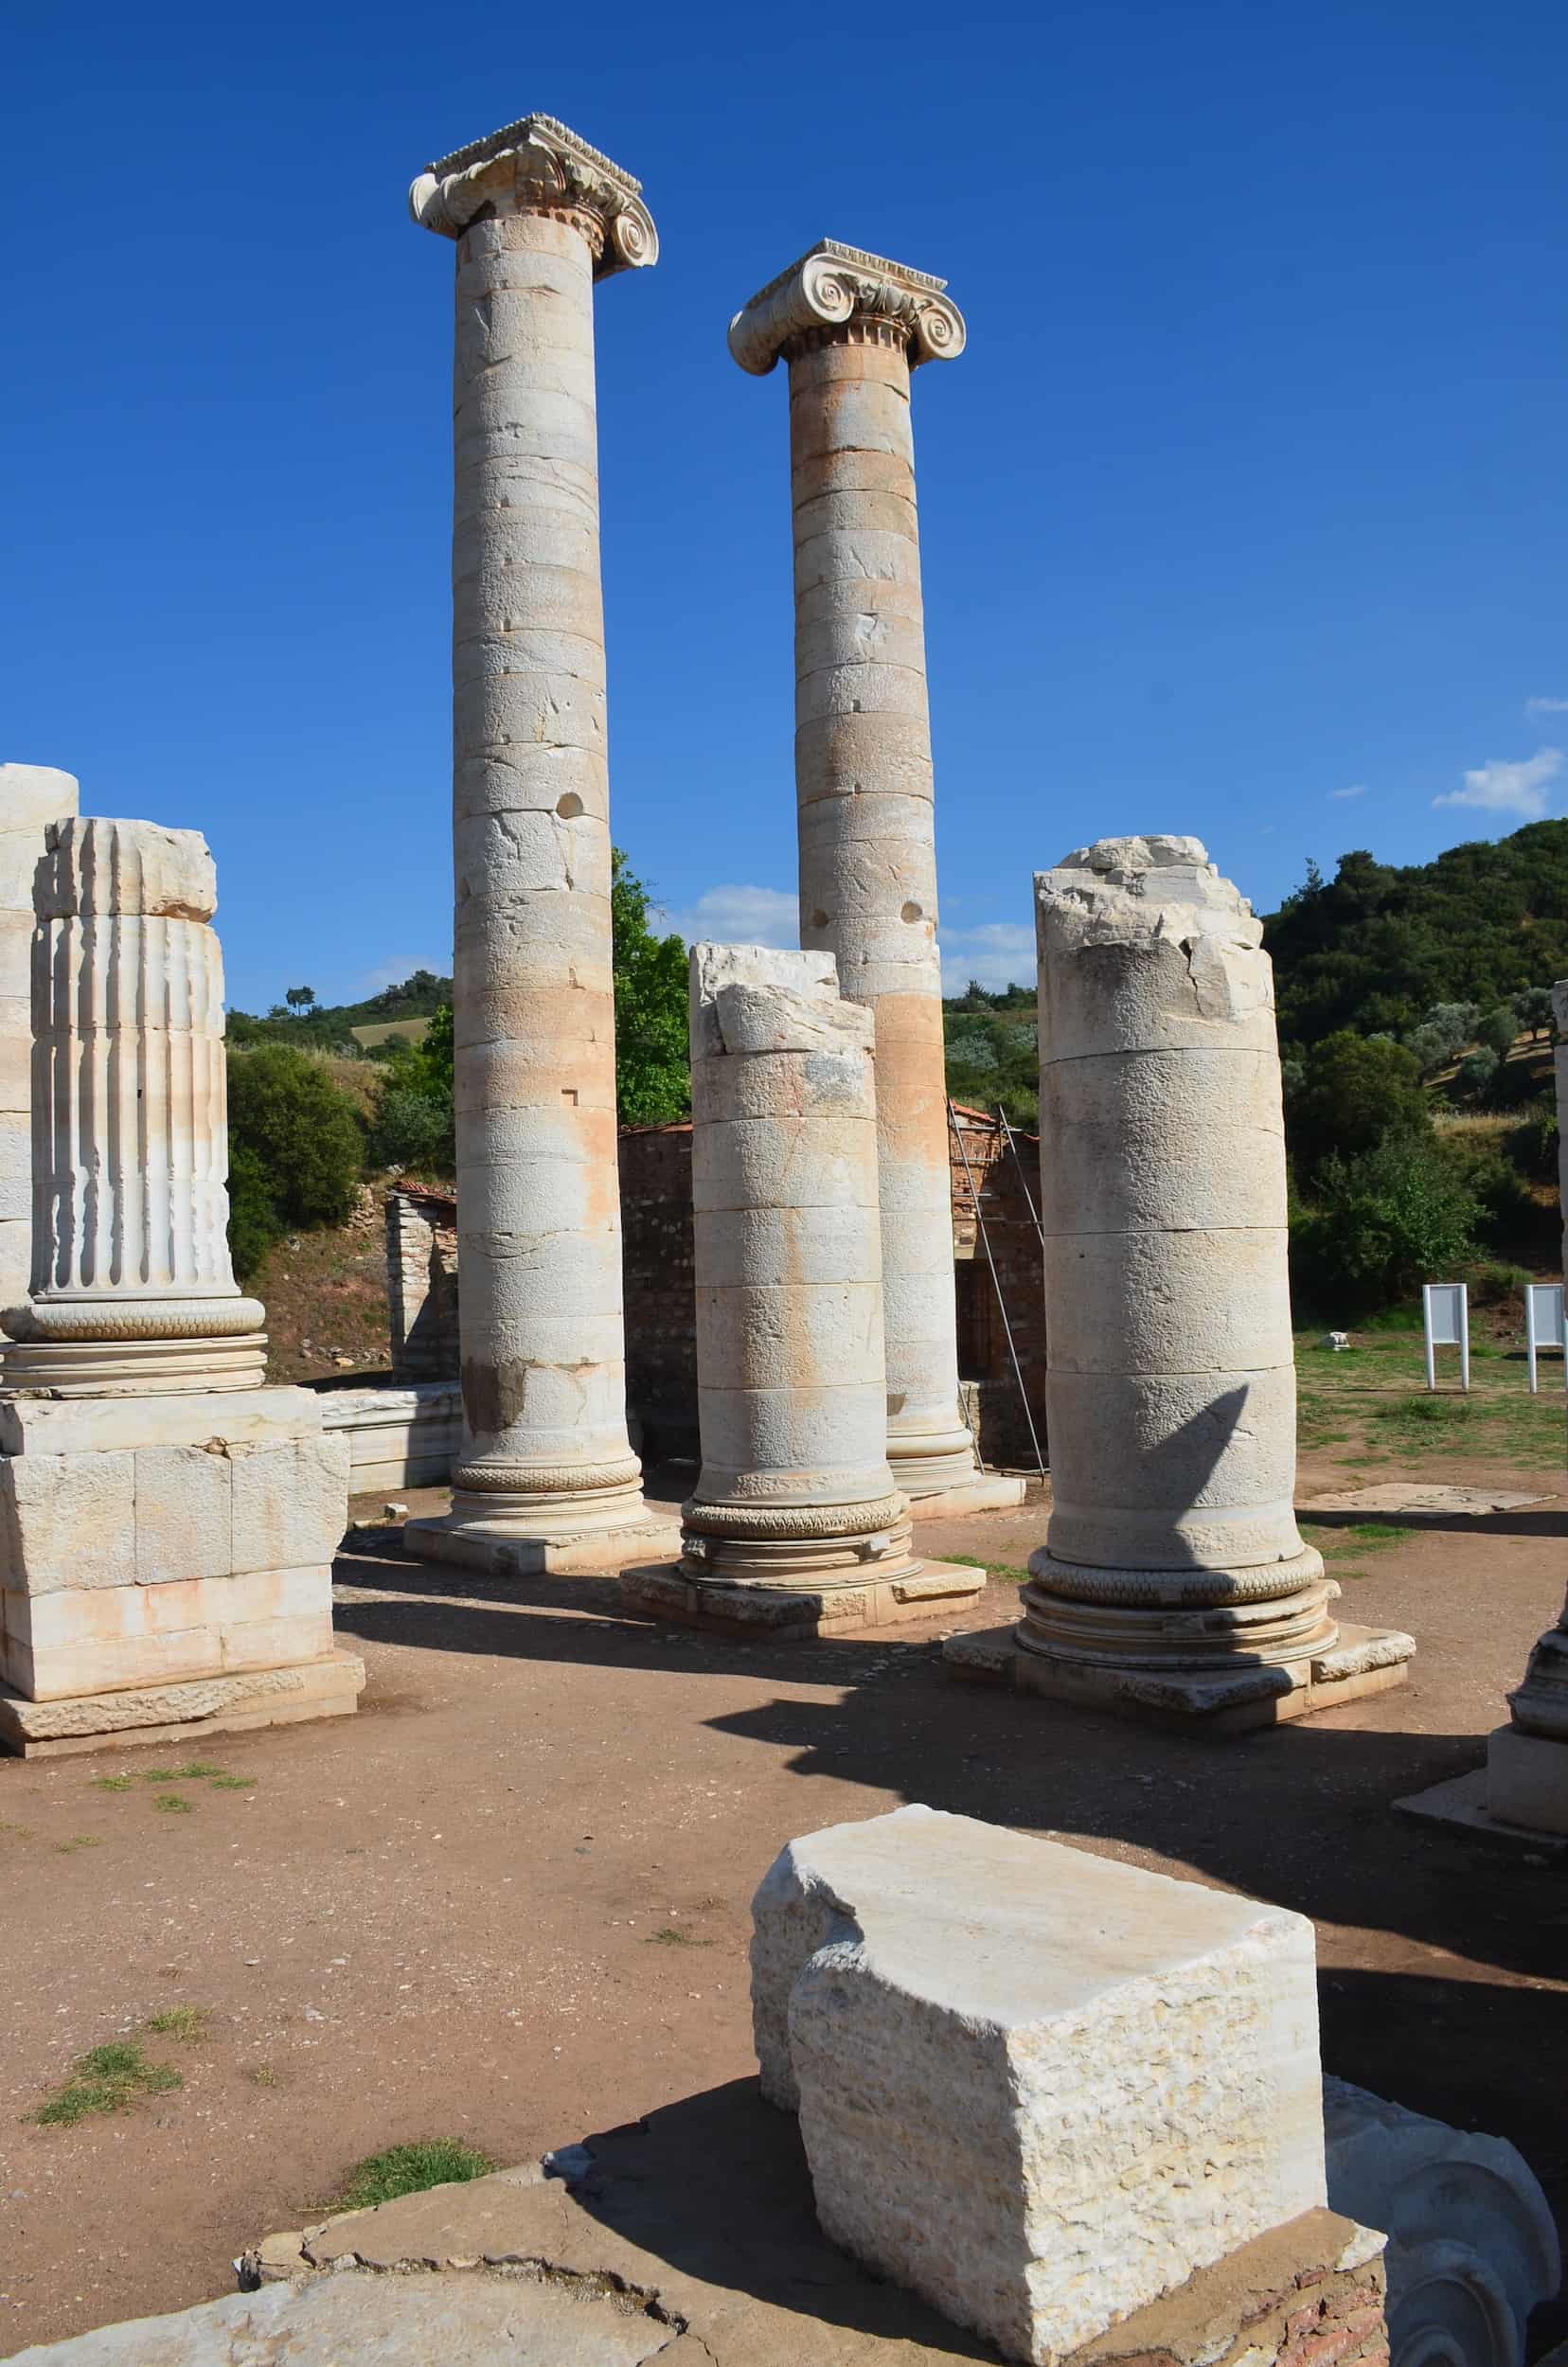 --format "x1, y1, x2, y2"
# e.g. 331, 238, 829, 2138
1, 1336, 1565, 2358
